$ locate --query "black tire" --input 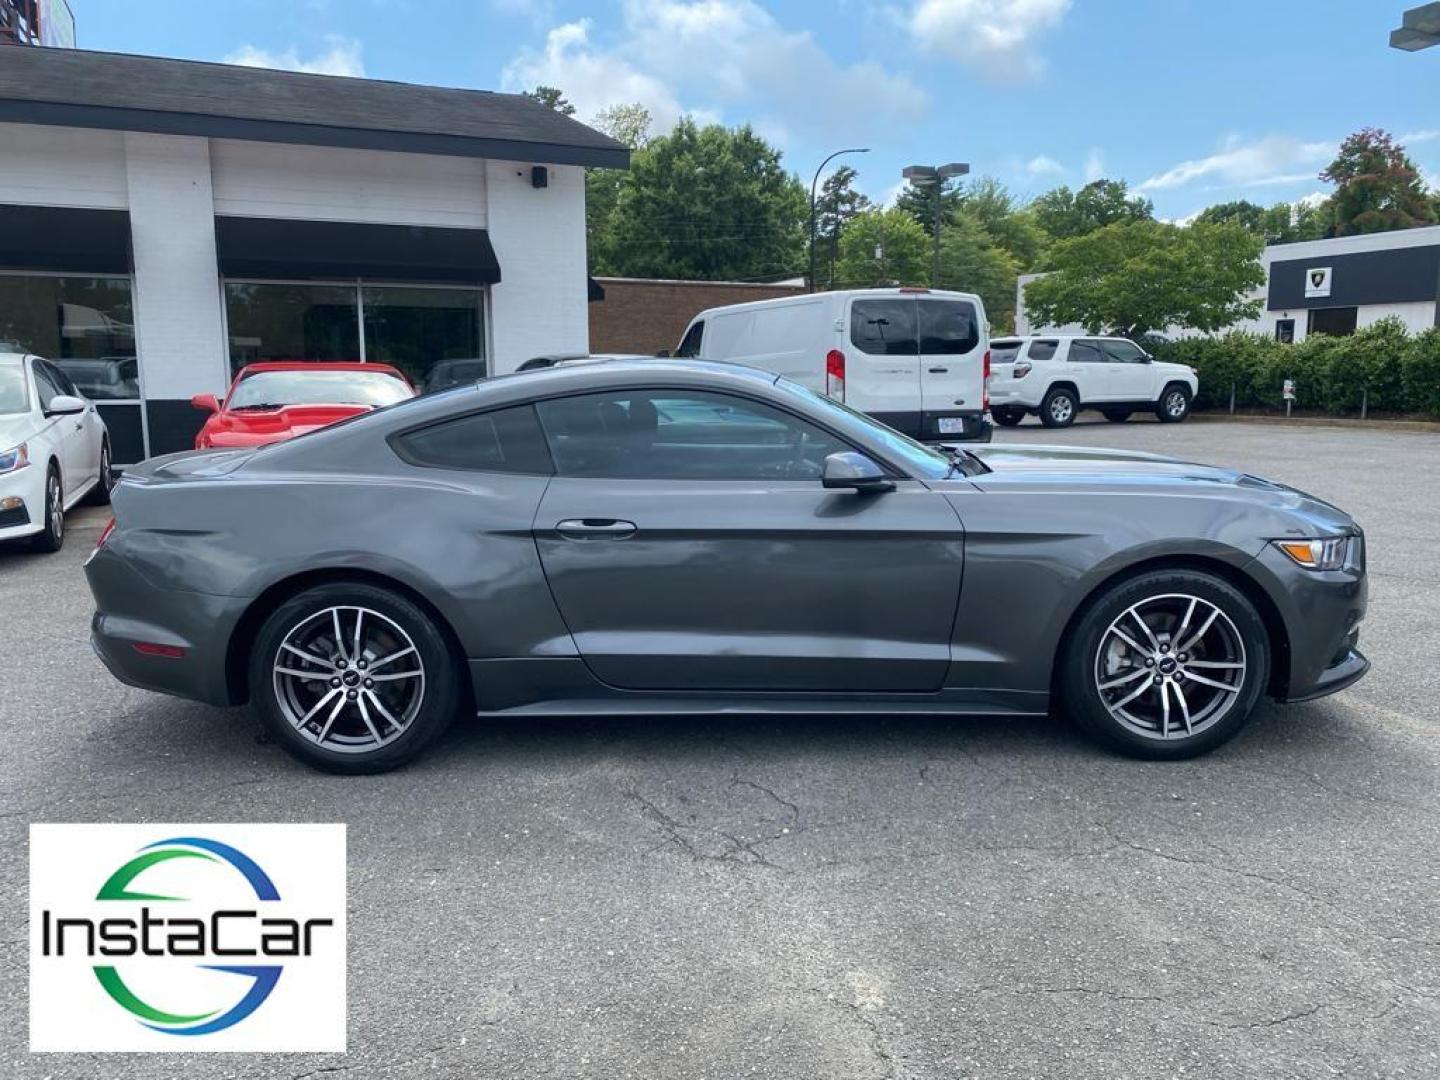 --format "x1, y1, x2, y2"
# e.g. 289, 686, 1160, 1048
1102, 409, 1132, 423
1155, 384, 1192, 423
29, 464, 64, 553
1060, 568, 1269, 760
992, 407, 1025, 427
85, 439, 113, 506
1039, 386, 1078, 428
248, 582, 461, 774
